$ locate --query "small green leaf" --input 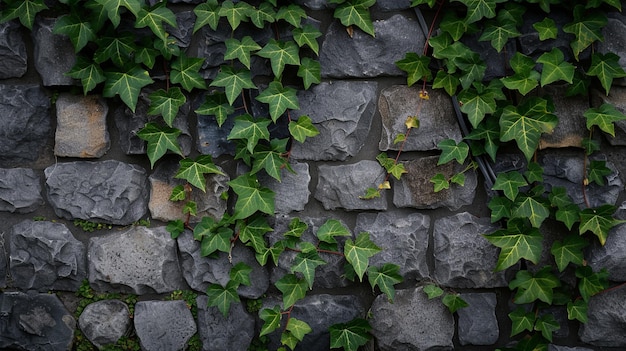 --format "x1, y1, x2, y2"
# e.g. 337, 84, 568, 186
289, 115, 319, 143
228, 114, 271, 154
170, 54, 207, 92
509, 307, 535, 336
251, 146, 288, 182
206, 280, 240, 317
479, 20, 520, 52
193, 0, 220, 32
224, 36, 261, 69
276, 274, 308, 308
297, 57, 321, 89
94, 35, 136, 67
360, 187, 381, 199
66, 57, 106, 95
450, 0, 505, 24
256, 39, 300, 78
587, 160, 612, 186
210, 66, 256, 106
96, 0, 142, 28
442, 293, 469, 313
488, 196, 512, 222
534, 314, 559, 342
551, 234, 588, 272
576, 266, 609, 302
395, 53, 432, 86
238, 215, 272, 254
175, 155, 224, 192
0, 0, 48, 30
148, 88, 186, 127
492, 171, 527, 201
53, 14, 96, 52
259, 306, 282, 336
228, 173, 275, 219
275, 4, 306, 28
433, 70, 460, 96
195, 92, 235, 128
437, 139, 469, 165
588, 53, 626, 95
556, 204, 581, 230
512, 195, 550, 228
256, 81, 299, 122
329, 319, 372, 351
292, 250, 326, 289
103, 66, 154, 112
169, 185, 186, 202
563, 8, 607, 60
293, 24, 322, 55
166, 219, 184, 239
533, 17, 557, 40
584, 103, 626, 137
537, 48, 575, 86
333, 1, 375, 37
218, 0, 253, 30
367, 264, 403, 302
430, 173, 450, 192
524, 162, 544, 183
509, 267, 561, 304
200, 226, 233, 256
440, 12, 471, 41
567, 299, 588, 323
135, 4, 177, 42
249, 2, 275, 28
285, 318, 312, 343
465, 117, 500, 161
316, 219, 351, 244
484, 222, 543, 271
579, 204, 620, 245
423, 284, 444, 299
230, 262, 252, 286
136, 122, 183, 168
344, 232, 381, 282
183, 201, 197, 216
